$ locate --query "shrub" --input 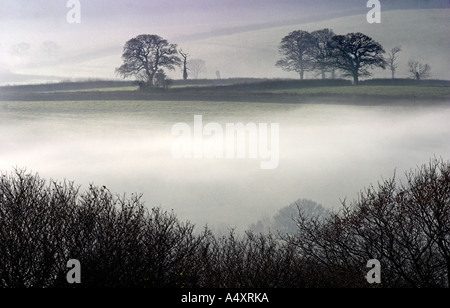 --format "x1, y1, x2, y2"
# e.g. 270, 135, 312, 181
1, 157, 448, 288
286, 157, 450, 288
0, 170, 208, 288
